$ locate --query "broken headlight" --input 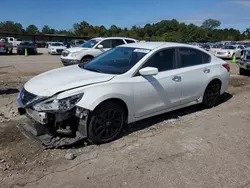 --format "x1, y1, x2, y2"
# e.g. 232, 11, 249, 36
33, 94, 83, 112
